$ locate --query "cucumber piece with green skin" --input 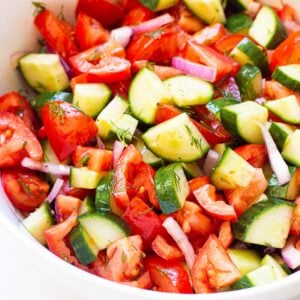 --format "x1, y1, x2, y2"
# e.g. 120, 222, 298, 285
142, 113, 210, 162
73, 83, 111, 117
269, 122, 295, 151
211, 147, 256, 190
78, 212, 130, 250
163, 75, 214, 107
266, 166, 300, 201
213, 143, 228, 156
261, 254, 288, 279
69, 224, 99, 265
181, 162, 203, 179
230, 38, 269, 73
272, 64, 300, 92
138, 0, 178, 11
227, 0, 253, 12
220, 101, 268, 144
272, 253, 291, 274
282, 130, 300, 167
129, 68, 172, 125
183, 0, 226, 24
236, 64, 262, 101
70, 167, 107, 189
249, 6, 287, 50
19, 53, 69, 93
206, 98, 239, 120
232, 265, 276, 290
264, 95, 300, 125
232, 198, 295, 248
226, 13, 253, 34
79, 196, 95, 215
227, 249, 261, 276
22, 201, 55, 245
155, 163, 189, 214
